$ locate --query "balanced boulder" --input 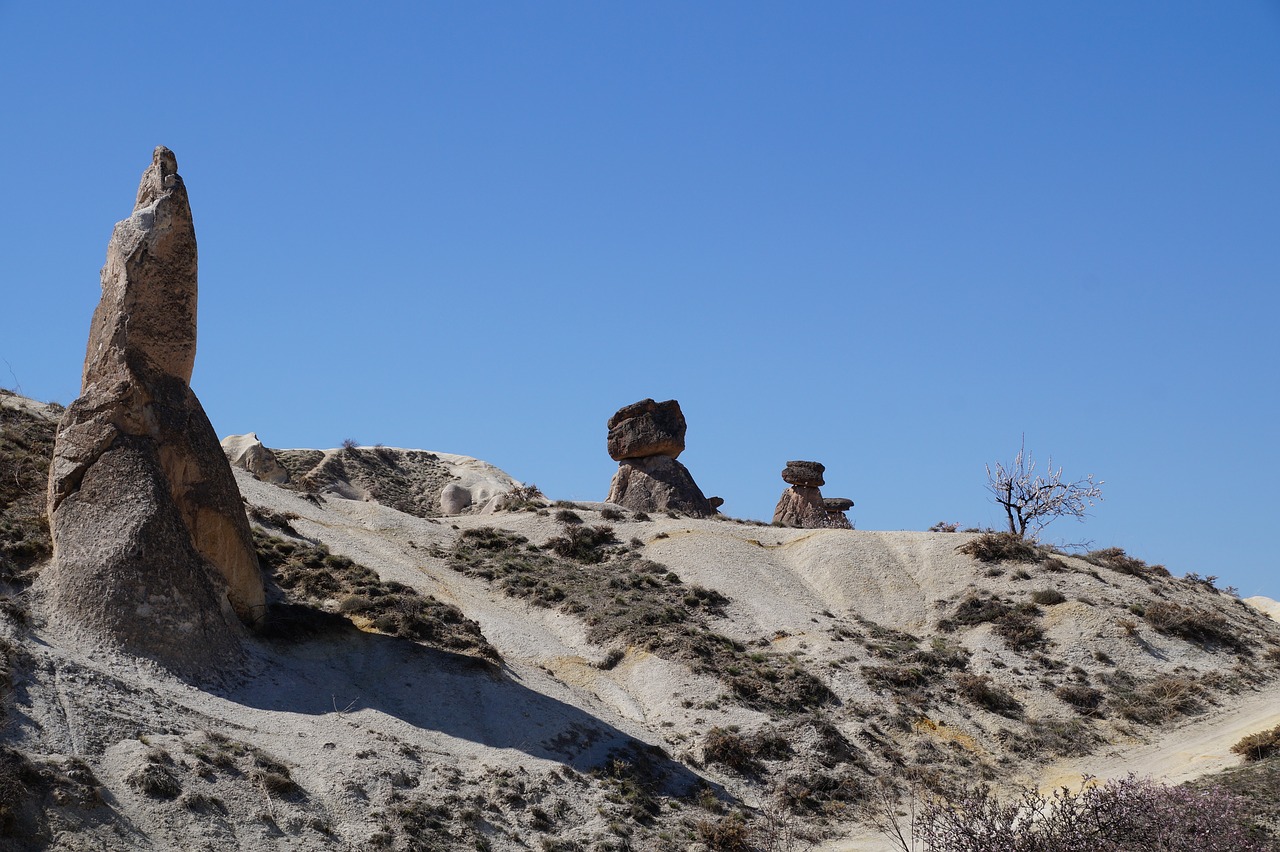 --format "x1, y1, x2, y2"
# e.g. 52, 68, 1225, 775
607, 398, 687, 461
44, 147, 264, 676
772, 460, 853, 529
605, 399, 712, 516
